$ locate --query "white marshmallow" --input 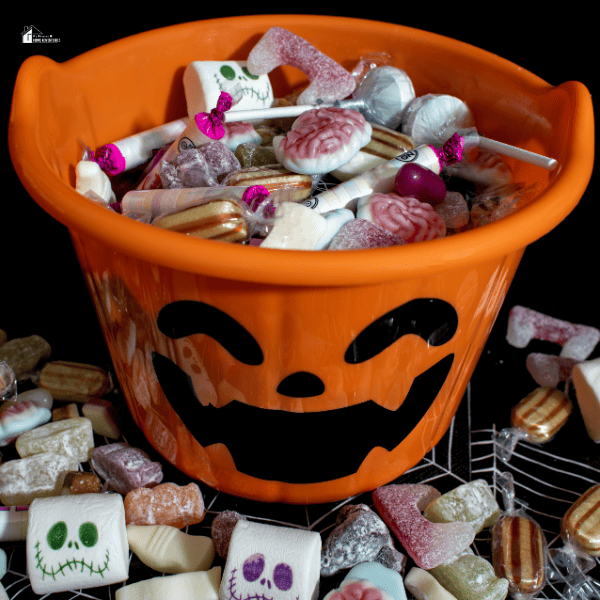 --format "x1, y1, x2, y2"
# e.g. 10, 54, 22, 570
116, 566, 221, 600
572, 356, 600, 442
183, 61, 273, 118
261, 202, 328, 250
220, 520, 321, 600
26, 493, 129, 594
75, 160, 116, 205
